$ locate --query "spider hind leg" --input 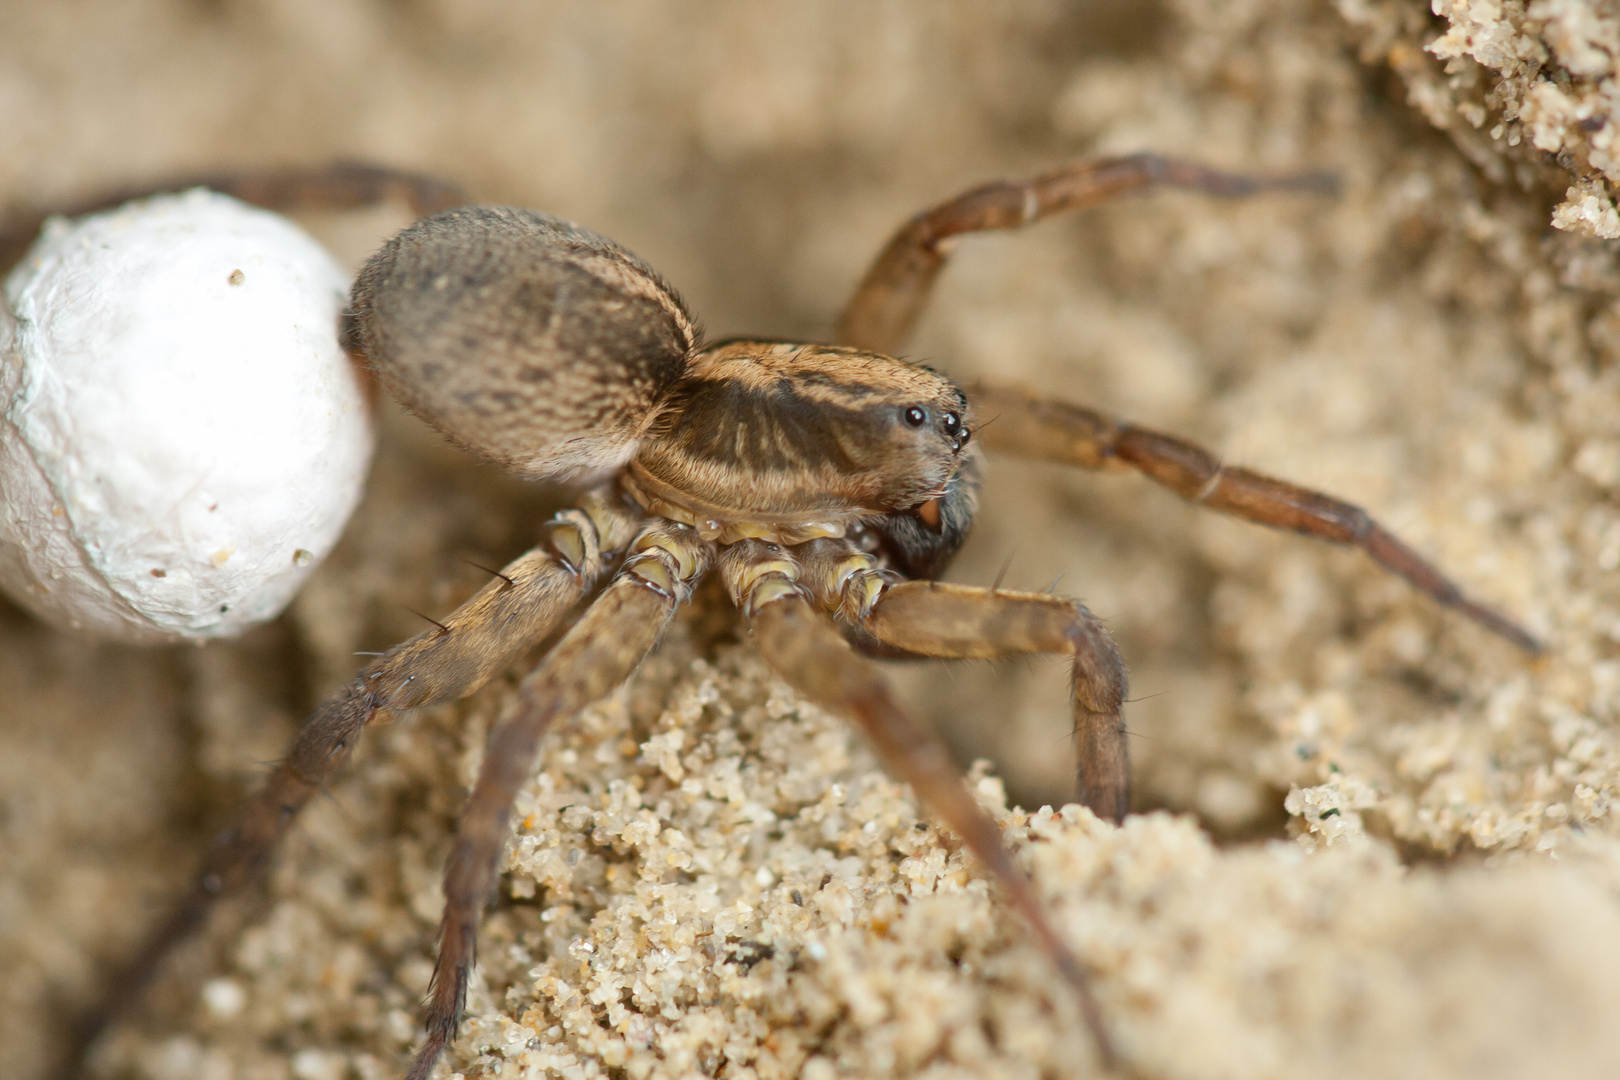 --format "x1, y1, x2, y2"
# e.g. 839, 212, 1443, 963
0, 162, 467, 278
839, 153, 1336, 356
